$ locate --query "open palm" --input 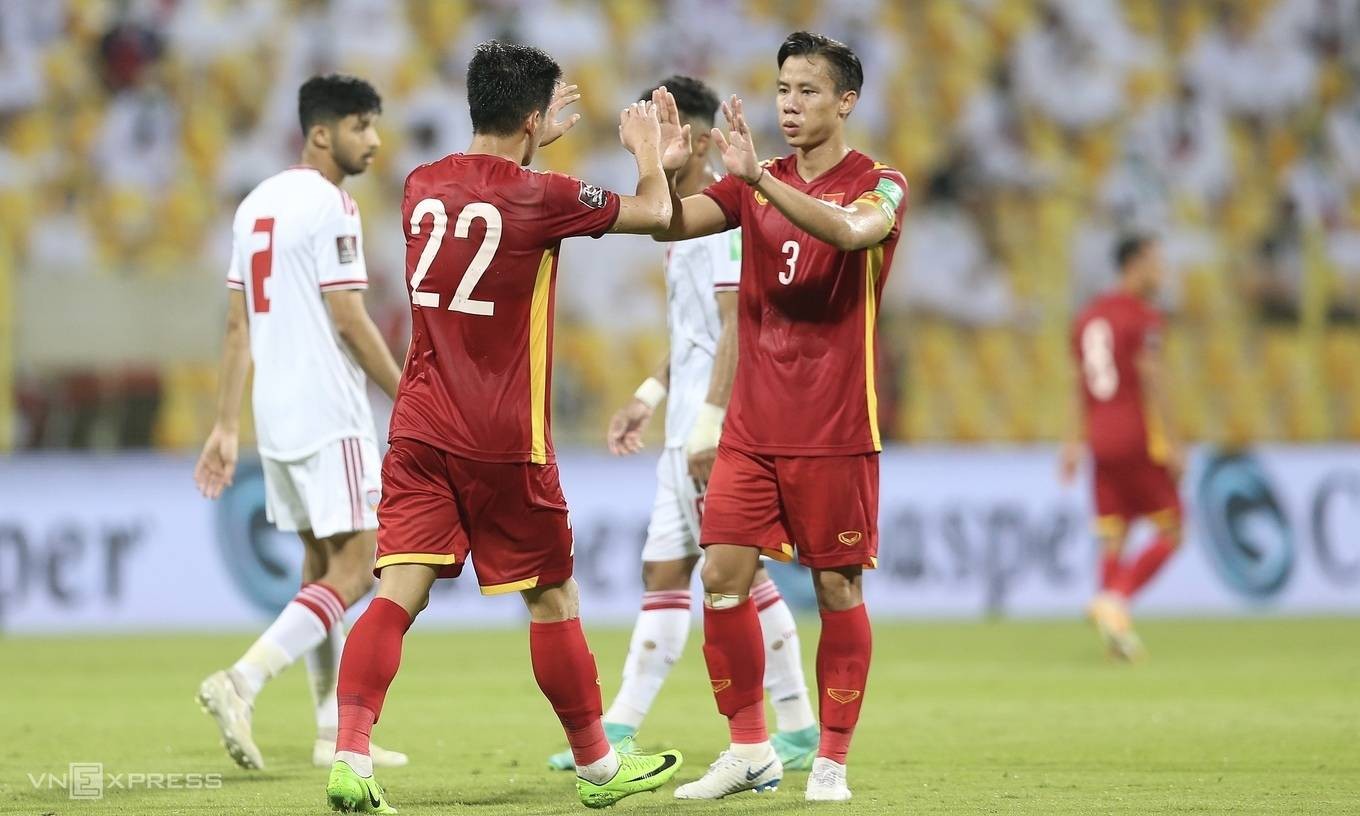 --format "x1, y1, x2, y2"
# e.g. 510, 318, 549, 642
539, 82, 581, 148
711, 95, 761, 183
652, 86, 693, 172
